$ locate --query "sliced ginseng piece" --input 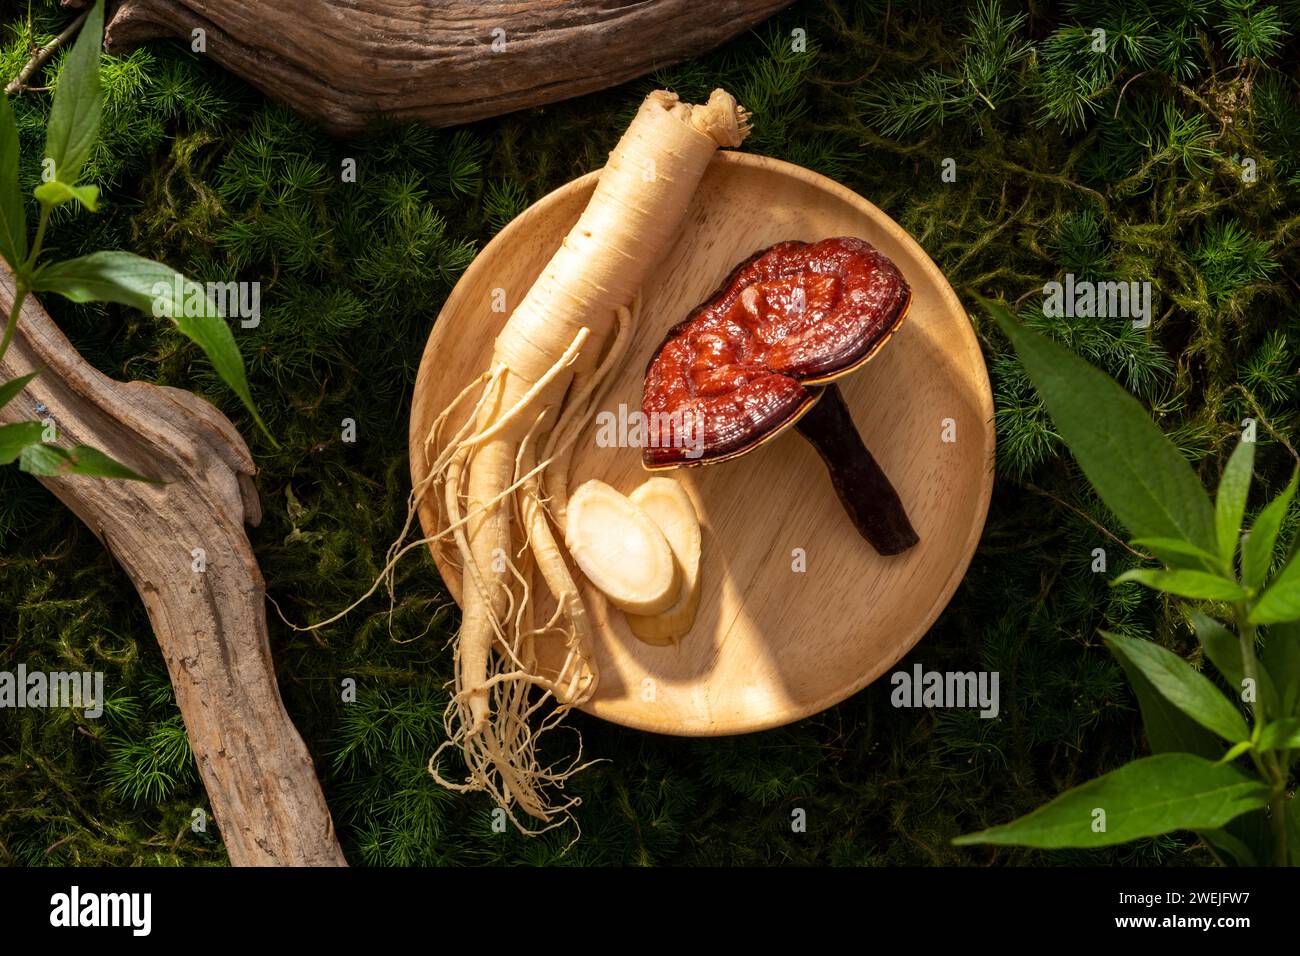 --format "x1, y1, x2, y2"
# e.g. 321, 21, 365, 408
641, 236, 918, 555
565, 479, 680, 616
625, 478, 703, 645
